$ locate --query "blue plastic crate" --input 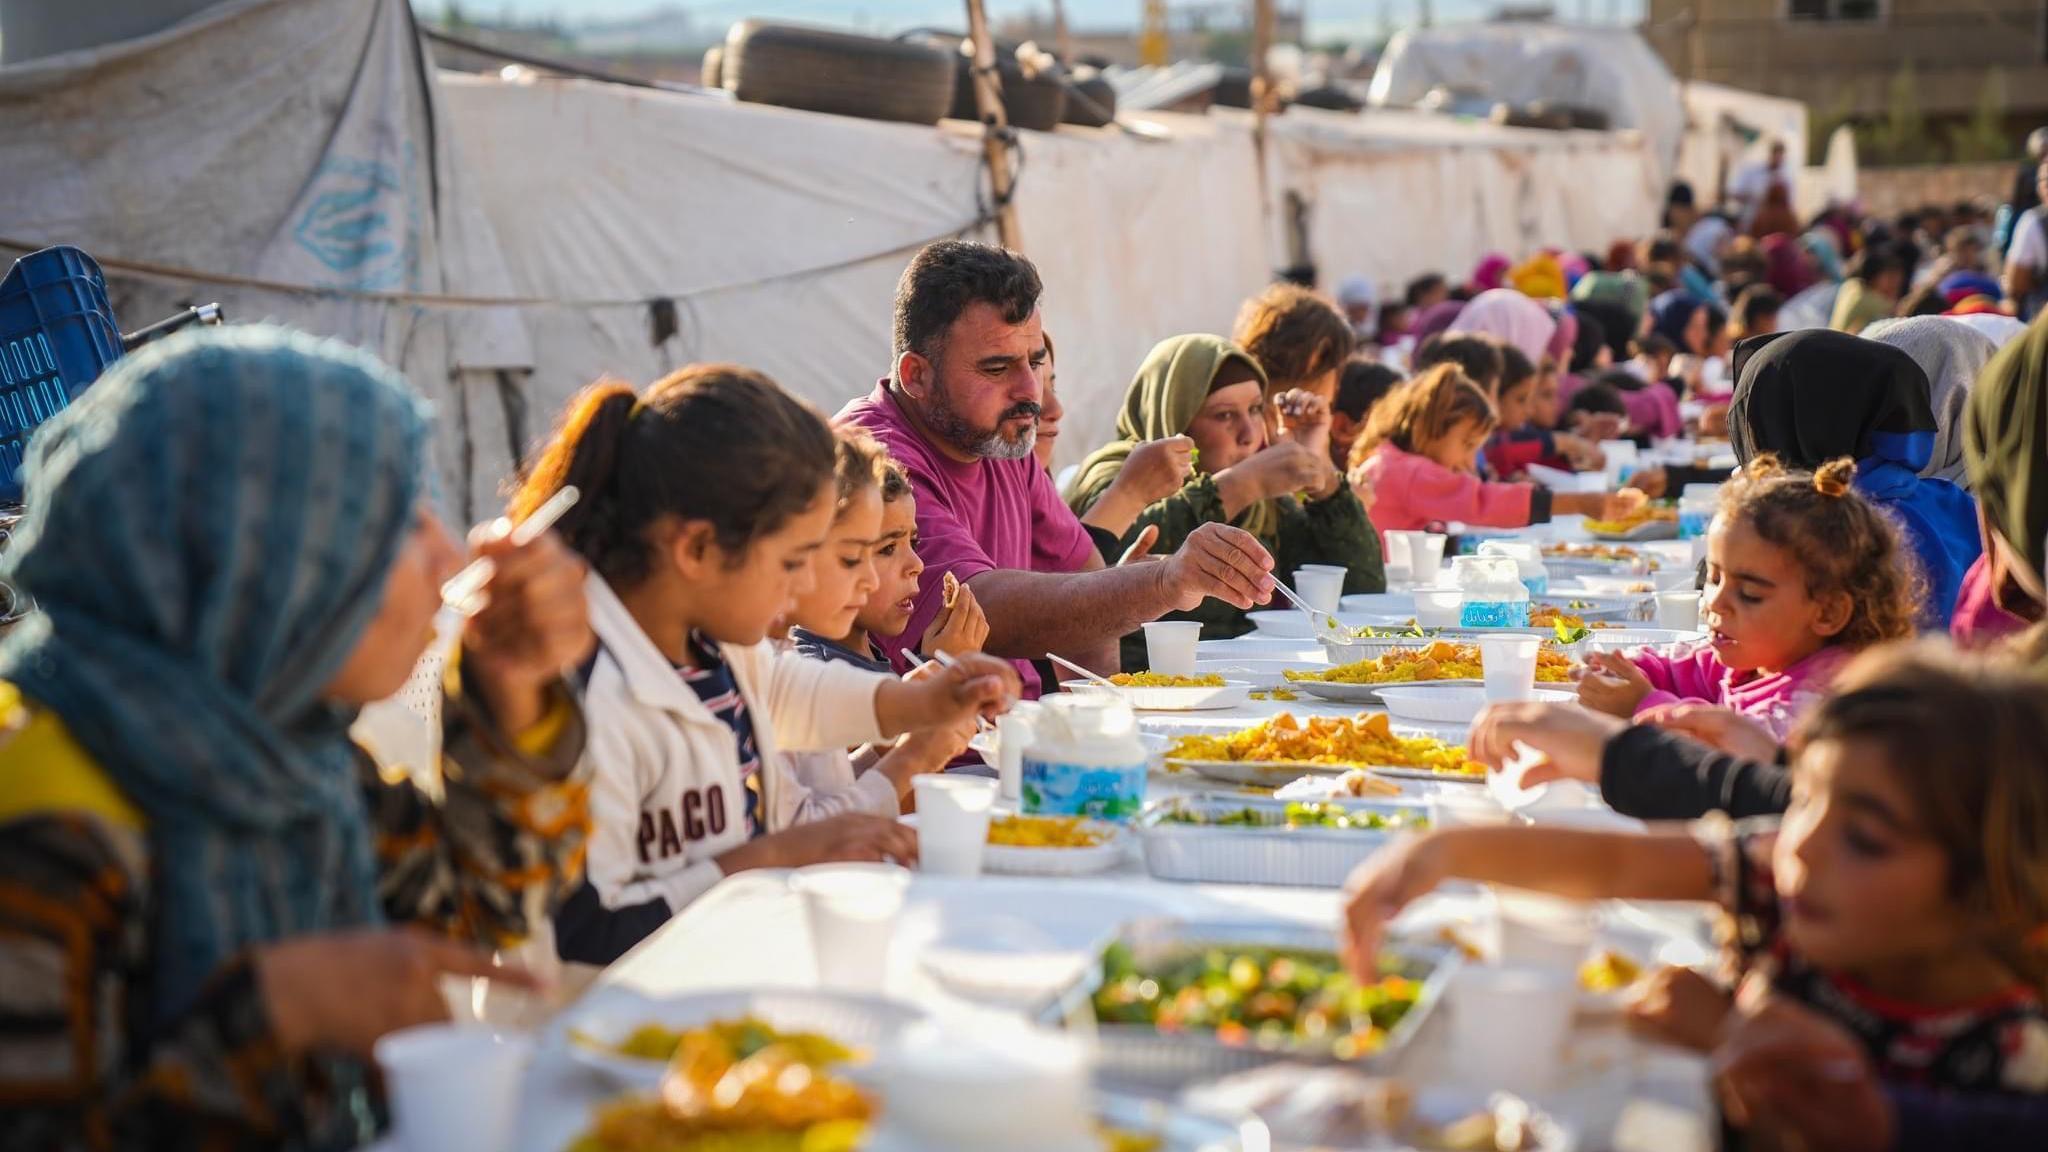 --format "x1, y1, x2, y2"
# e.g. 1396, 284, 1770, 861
0, 246, 124, 502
